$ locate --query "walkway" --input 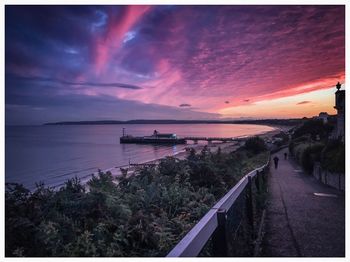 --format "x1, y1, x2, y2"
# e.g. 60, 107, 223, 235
262, 148, 345, 257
